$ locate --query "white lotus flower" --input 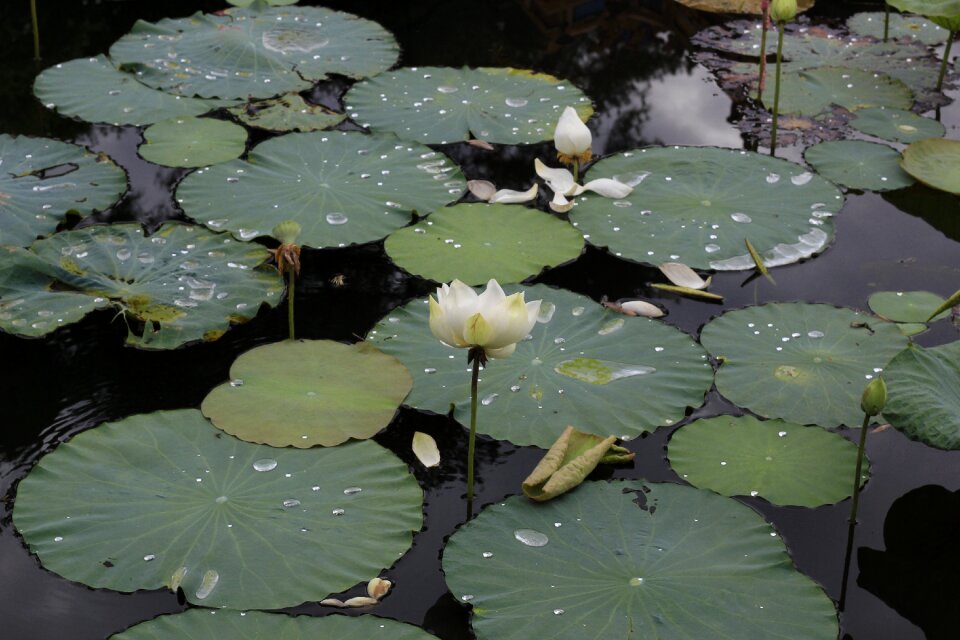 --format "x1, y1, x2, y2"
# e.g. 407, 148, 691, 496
429, 279, 541, 359
554, 106, 593, 164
